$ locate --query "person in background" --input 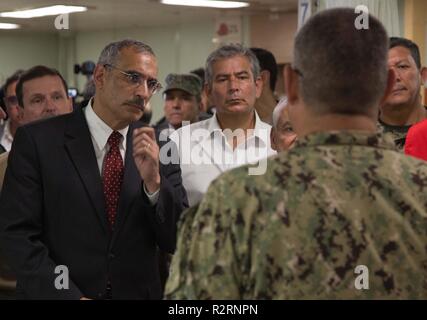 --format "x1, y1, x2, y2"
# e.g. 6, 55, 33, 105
170, 44, 276, 207
155, 73, 204, 133
404, 118, 427, 161
0, 70, 25, 152
379, 37, 427, 150
166, 8, 427, 299
0, 65, 73, 299
190, 67, 214, 114
251, 48, 279, 125
1, 65, 73, 191
270, 97, 297, 152
0, 107, 6, 154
